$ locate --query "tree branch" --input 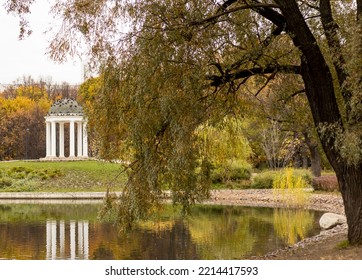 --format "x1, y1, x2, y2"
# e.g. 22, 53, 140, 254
320, 0, 351, 106
249, 0, 286, 29
188, 3, 280, 27
207, 65, 301, 87
228, 24, 285, 72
